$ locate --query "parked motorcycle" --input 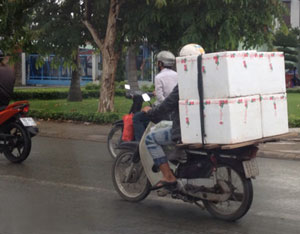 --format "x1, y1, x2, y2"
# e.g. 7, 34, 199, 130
112, 118, 260, 221
107, 85, 153, 159
0, 100, 38, 163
